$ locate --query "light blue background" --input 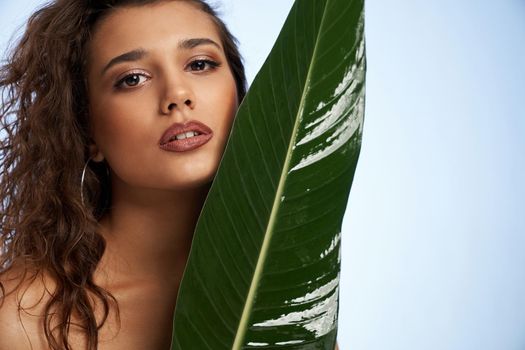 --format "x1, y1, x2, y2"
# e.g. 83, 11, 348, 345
1, 1, 524, 349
